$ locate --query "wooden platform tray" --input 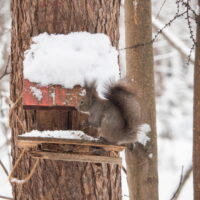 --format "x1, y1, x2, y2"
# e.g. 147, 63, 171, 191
17, 136, 125, 151
29, 151, 122, 165
17, 136, 125, 165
